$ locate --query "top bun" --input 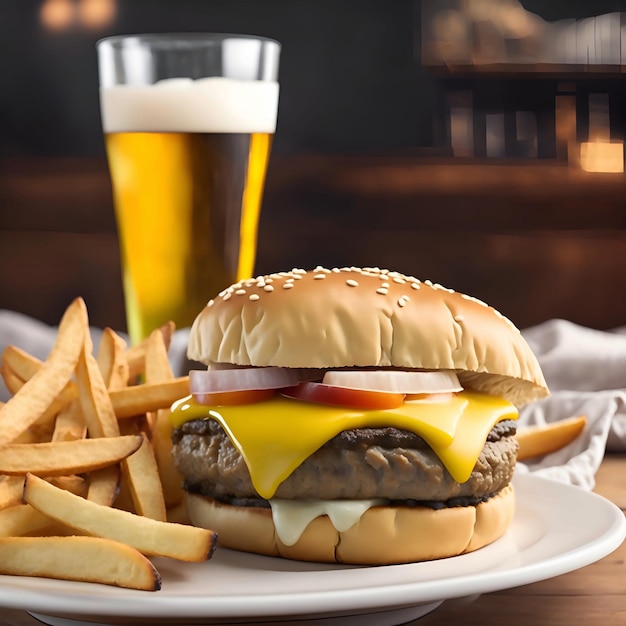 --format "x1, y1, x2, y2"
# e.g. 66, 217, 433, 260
188, 266, 548, 406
